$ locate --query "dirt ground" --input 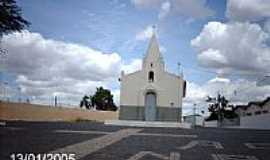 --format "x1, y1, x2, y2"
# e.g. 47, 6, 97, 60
0, 101, 118, 122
